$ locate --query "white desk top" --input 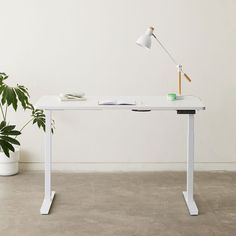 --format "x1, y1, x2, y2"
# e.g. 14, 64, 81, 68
35, 95, 205, 111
